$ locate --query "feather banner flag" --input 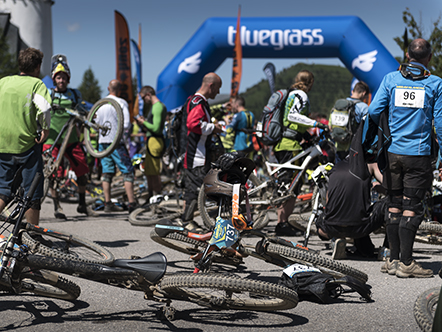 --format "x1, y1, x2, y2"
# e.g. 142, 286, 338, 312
115, 10, 134, 118
230, 6, 242, 100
